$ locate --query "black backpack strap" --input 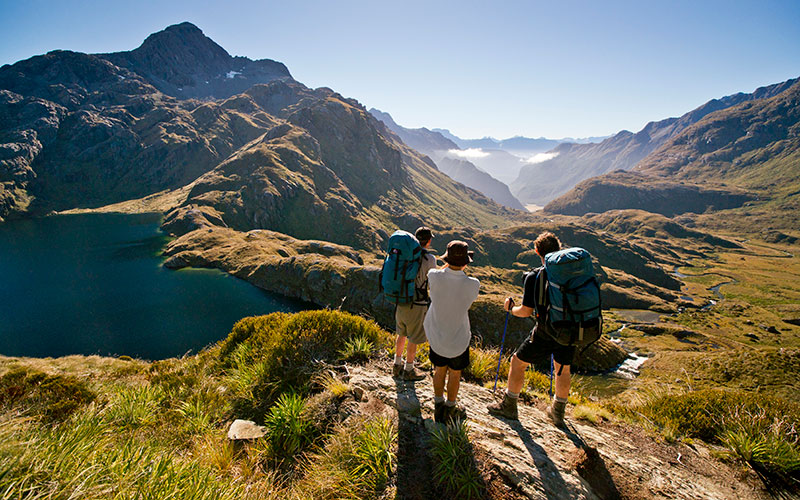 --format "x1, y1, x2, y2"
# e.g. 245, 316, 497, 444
534, 268, 548, 321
